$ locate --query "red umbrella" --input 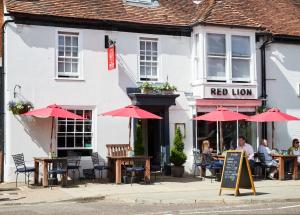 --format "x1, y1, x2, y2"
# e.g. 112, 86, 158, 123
101, 105, 162, 146
247, 108, 300, 148
247, 108, 300, 122
23, 104, 85, 154
193, 107, 248, 153
193, 107, 248, 121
